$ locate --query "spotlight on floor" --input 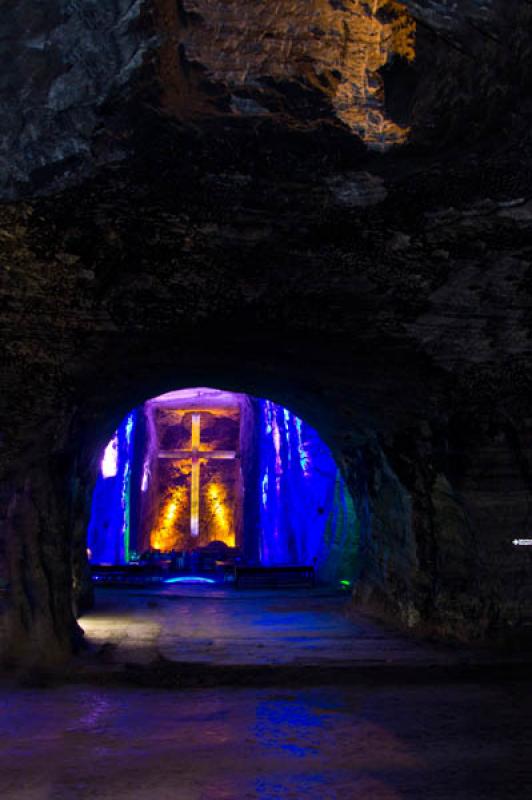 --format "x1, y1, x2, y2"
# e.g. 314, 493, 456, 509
164, 576, 217, 585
